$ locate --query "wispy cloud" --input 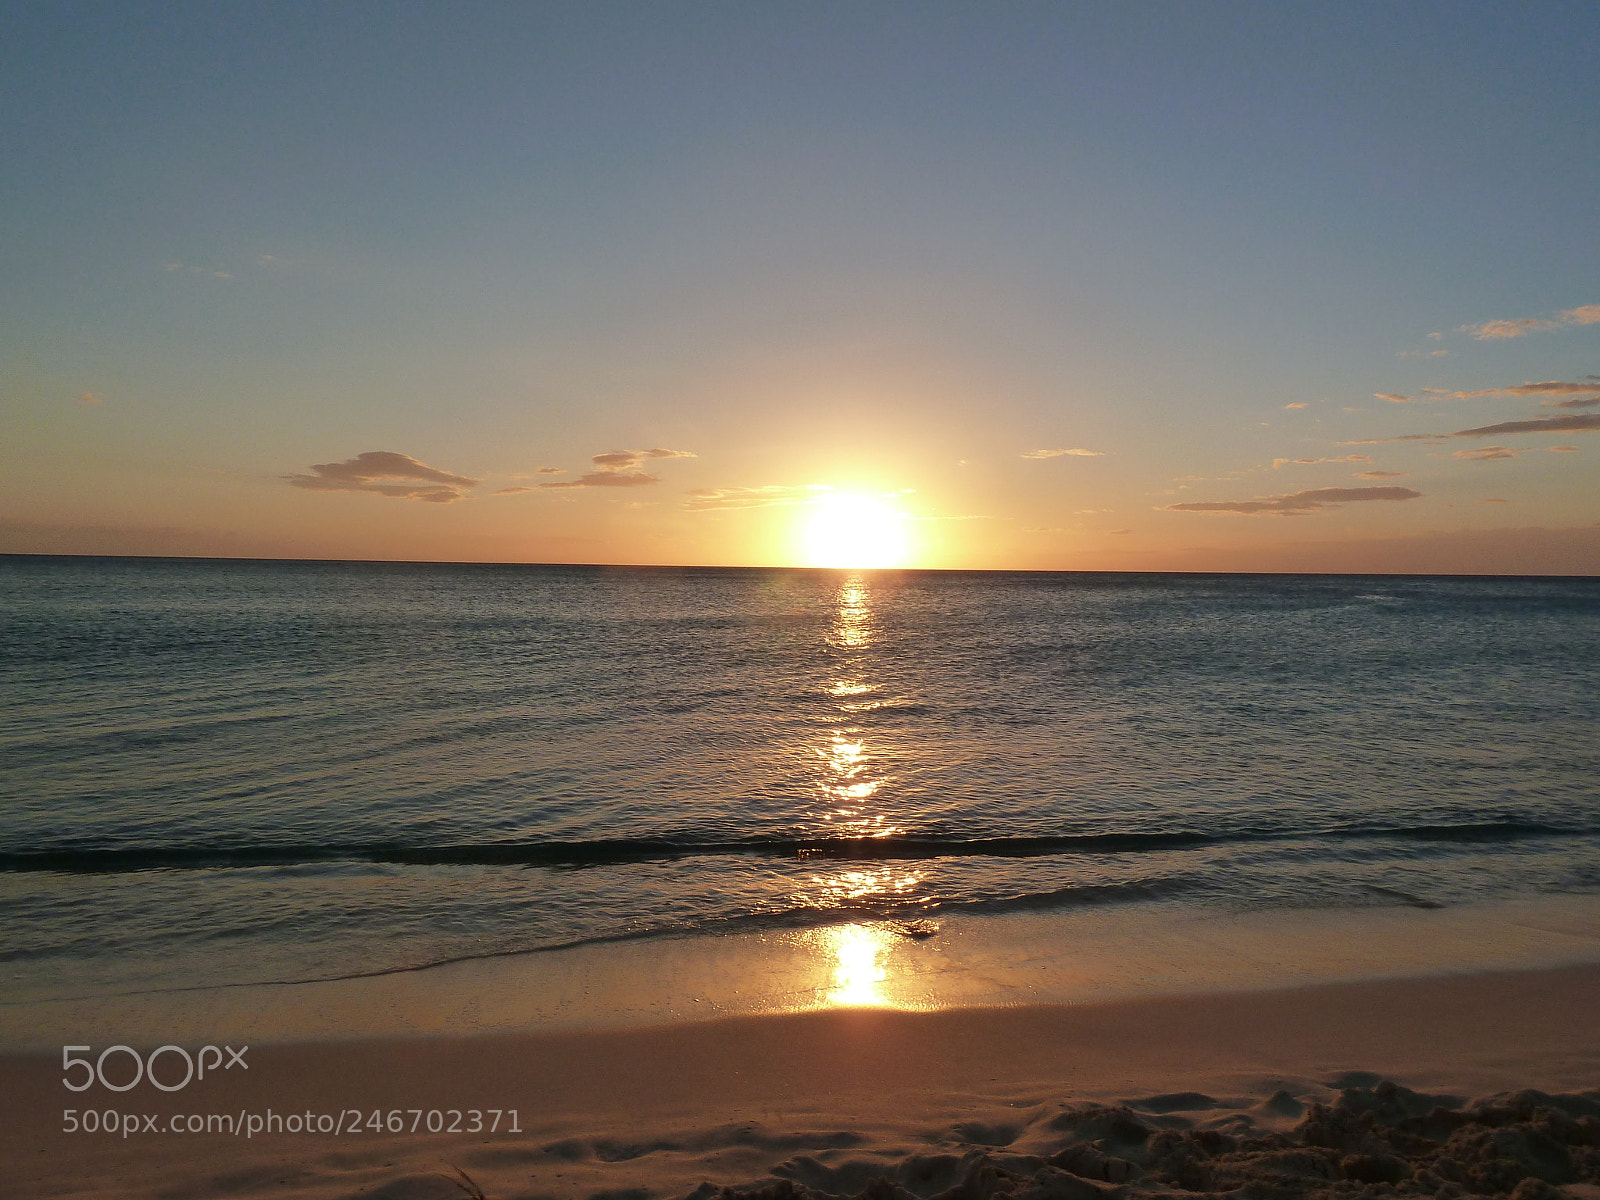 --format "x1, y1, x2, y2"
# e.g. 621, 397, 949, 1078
1166, 485, 1422, 517
1435, 380, 1599, 399
494, 486, 536, 495
1544, 396, 1600, 410
1021, 447, 1104, 459
538, 447, 697, 490
1376, 380, 1600, 404
77, 392, 103, 405
1347, 413, 1600, 444
589, 448, 697, 471
684, 485, 833, 511
1283, 402, 1309, 410
1355, 469, 1406, 479
1452, 446, 1518, 461
1272, 454, 1371, 468
1549, 445, 1579, 453
540, 471, 661, 489
286, 451, 481, 503
1460, 304, 1600, 340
